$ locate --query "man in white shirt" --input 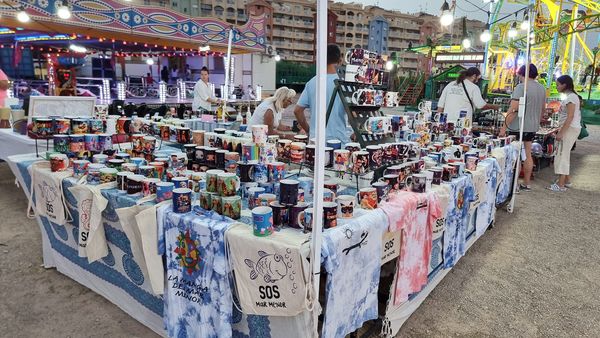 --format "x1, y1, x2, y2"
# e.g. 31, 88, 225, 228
437, 67, 498, 122
192, 67, 221, 112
